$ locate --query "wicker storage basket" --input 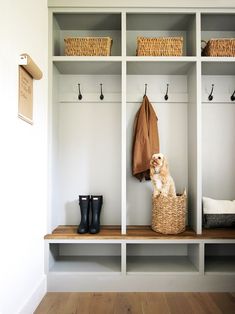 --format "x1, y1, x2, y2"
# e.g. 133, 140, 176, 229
201, 38, 235, 57
64, 37, 112, 56
136, 36, 183, 56
151, 190, 187, 234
